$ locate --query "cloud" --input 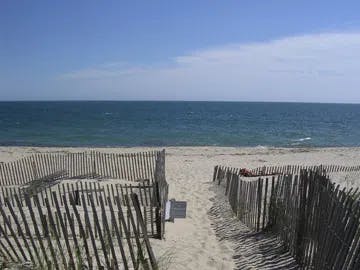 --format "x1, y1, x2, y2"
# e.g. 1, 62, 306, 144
59, 32, 360, 102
